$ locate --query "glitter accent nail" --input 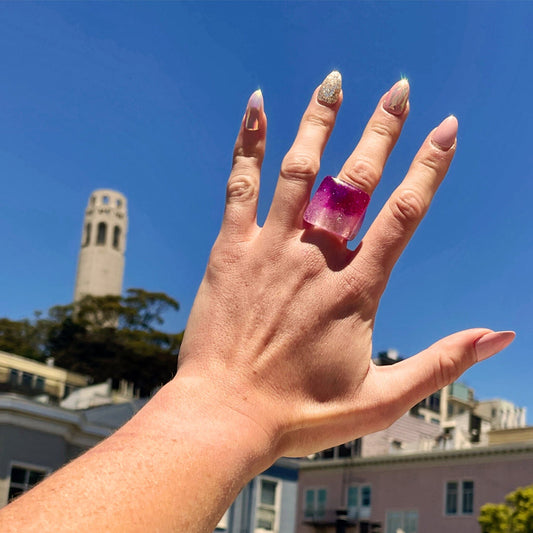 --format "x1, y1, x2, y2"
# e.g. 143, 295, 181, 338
245, 90, 263, 131
383, 78, 410, 116
317, 71, 342, 106
304, 176, 370, 240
